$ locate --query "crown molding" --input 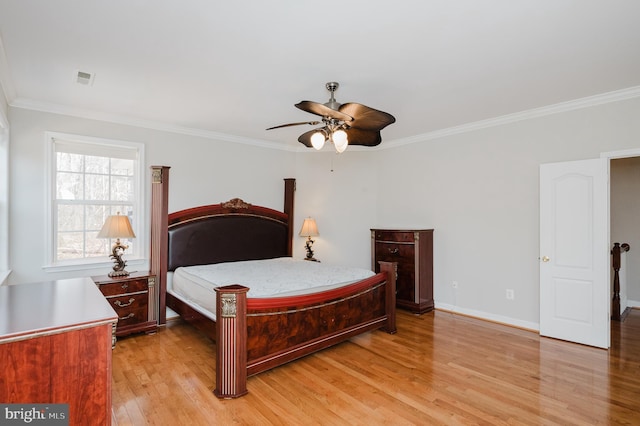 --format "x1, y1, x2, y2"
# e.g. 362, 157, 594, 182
7, 84, 640, 153
381, 85, 640, 150
10, 97, 299, 152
